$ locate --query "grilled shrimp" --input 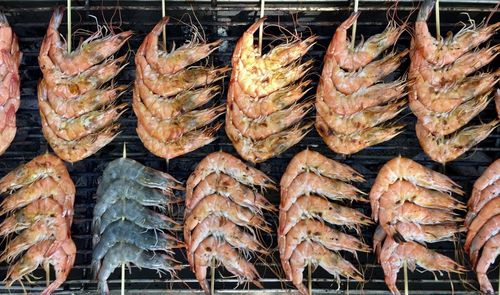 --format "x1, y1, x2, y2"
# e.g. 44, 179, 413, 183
290, 241, 364, 295
188, 172, 275, 214
91, 220, 182, 276
136, 78, 219, 120
133, 94, 224, 142
0, 153, 69, 194
0, 177, 75, 222
468, 159, 500, 212
475, 233, 500, 294
93, 179, 175, 223
468, 215, 500, 267
40, 112, 119, 163
409, 90, 491, 136
369, 156, 463, 222
318, 75, 405, 115
97, 242, 181, 295
393, 222, 464, 245
465, 181, 499, 225
0, 198, 64, 236
144, 16, 222, 75
227, 97, 312, 140
413, 70, 499, 113
415, 0, 500, 66
380, 237, 465, 295
317, 96, 406, 134
316, 115, 403, 155
281, 195, 373, 235
226, 117, 312, 163
137, 122, 220, 160
324, 48, 408, 95
47, 83, 127, 119
194, 238, 263, 294
331, 12, 404, 71
281, 172, 366, 211
415, 120, 499, 164
47, 7, 132, 76
280, 149, 364, 195
185, 151, 276, 206
5, 238, 76, 295
465, 198, 500, 251
232, 79, 310, 119
0, 215, 69, 263
99, 157, 181, 193
188, 216, 268, 269
39, 82, 127, 141
0, 104, 16, 155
